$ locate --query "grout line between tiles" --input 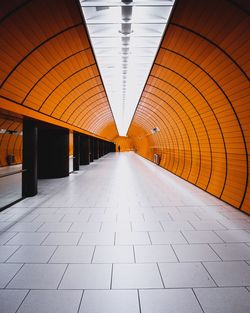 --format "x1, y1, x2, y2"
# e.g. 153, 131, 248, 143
91, 246, 96, 264
200, 262, 218, 287
76, 290, 85, 313
192, 288, 205, 313
14, 289, 31, 313
56, 264, 69, 290
137, 289, 142, 313
47, 245, 59, 263
110, 263, 114, 289
4, 245, 22, 263
5, 263, 25, 288
156, 262, 165, 288
207, 243, 223, 261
